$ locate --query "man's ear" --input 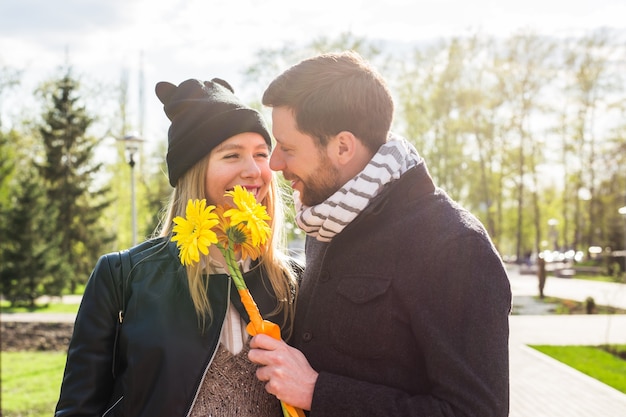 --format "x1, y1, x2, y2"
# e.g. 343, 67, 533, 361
327, 131, 358, 166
